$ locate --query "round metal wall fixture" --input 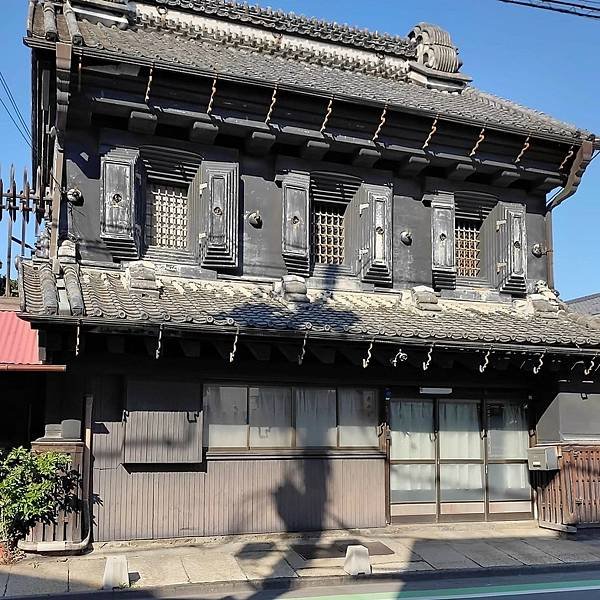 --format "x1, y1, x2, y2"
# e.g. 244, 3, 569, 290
248, 211, 263, 228
400, 230, 413, 245
531, 243, 545, 258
